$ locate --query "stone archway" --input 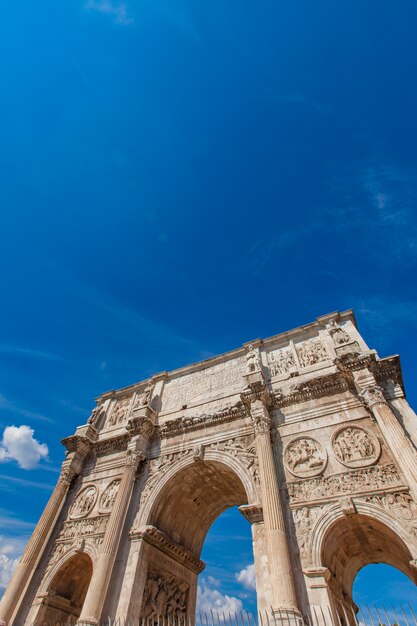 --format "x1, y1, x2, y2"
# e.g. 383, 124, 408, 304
125, 455, 256, 620
35, 552, 93, 625
319, 513, 417, 624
